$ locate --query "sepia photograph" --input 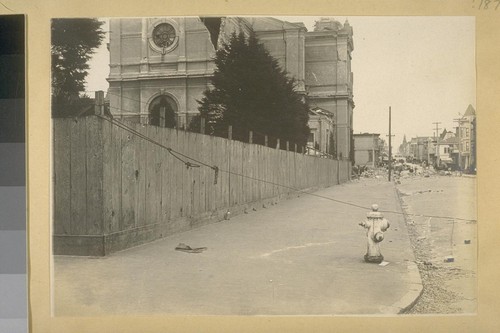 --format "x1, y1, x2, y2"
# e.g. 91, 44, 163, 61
50, 15, 477, 317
